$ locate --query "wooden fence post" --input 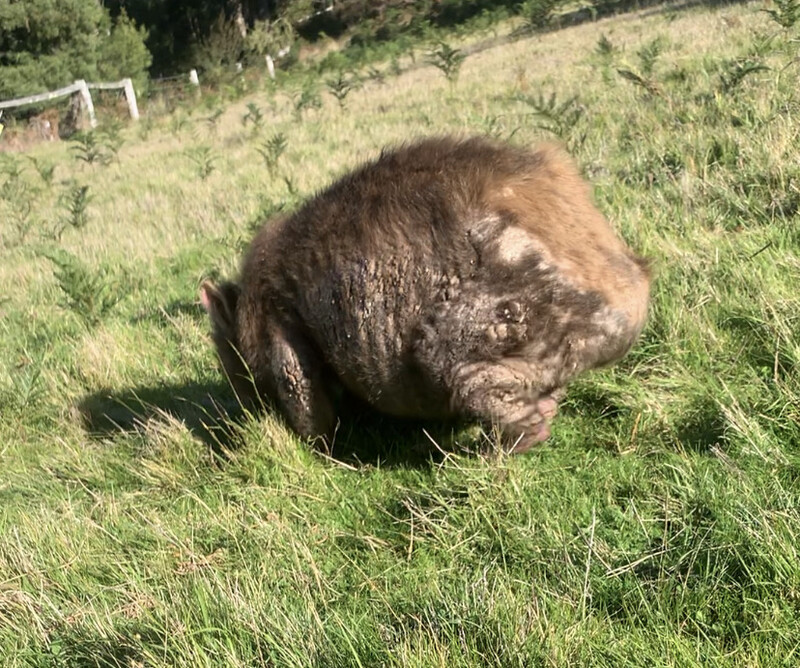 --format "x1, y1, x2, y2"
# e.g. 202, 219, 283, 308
122, 78, 139, 121
2, 77, 139, 128
74, 79, 97, 129
265, 55, 276, 80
